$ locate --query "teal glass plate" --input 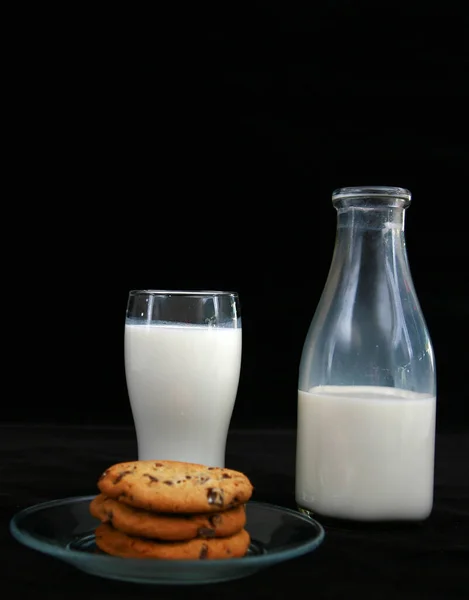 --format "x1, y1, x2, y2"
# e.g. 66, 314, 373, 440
10, 496, 325, 585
